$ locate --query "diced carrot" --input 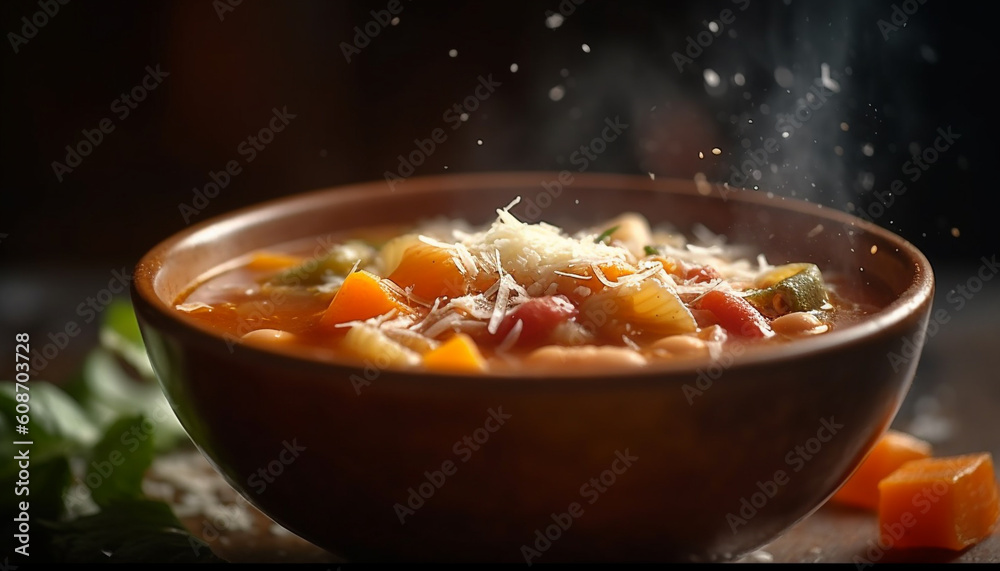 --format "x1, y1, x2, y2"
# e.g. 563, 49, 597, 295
832, 430, 933, 510
246, 252, 303, 273
422, 333, 486, 373
318, 270, 411, 328
388, 243, 468, 301
696, 290, 772, 338
877, 453, 1000, 551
